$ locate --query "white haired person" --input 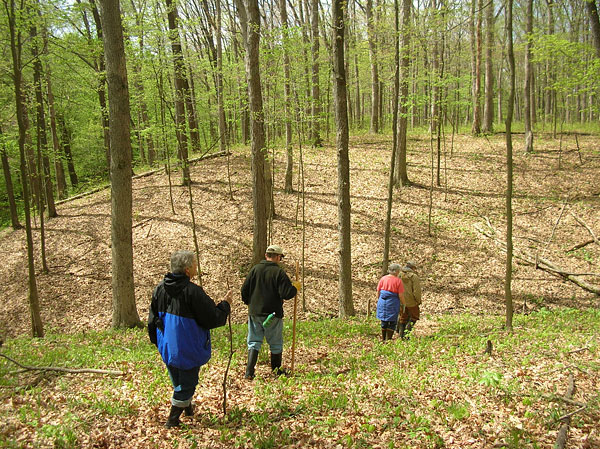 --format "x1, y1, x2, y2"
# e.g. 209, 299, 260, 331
396, 261, 422, 340
148, 250, 233, 428
376, 263, 405, 341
